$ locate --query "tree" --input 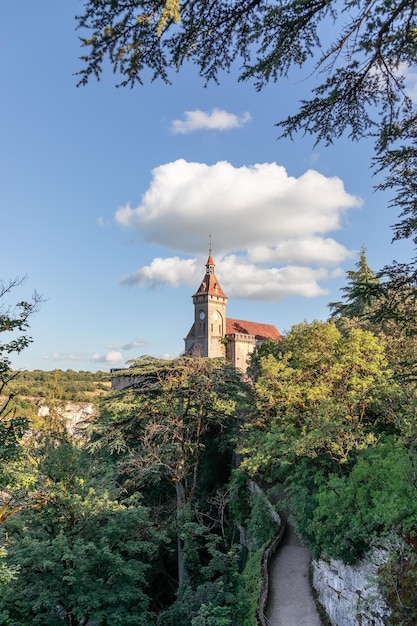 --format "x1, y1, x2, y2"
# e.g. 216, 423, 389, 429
0, 429, 165, 626
307, 438, 417, 564
92, 355, 248, 586
76, 0, 417, 244
0, 276, 41, 429
0, 277, 41, 385
328, 250, 417, 383
240, 320, 396, 476
158, 524, 245, 626
0, 277, 42, 523
329, 247, 380, 320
